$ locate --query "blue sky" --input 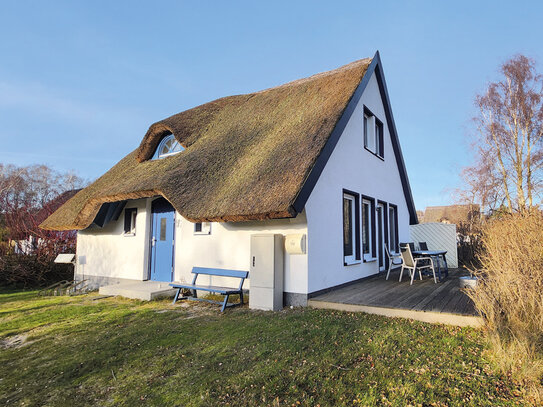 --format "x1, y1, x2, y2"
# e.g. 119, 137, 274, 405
1, 1, 542, 210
